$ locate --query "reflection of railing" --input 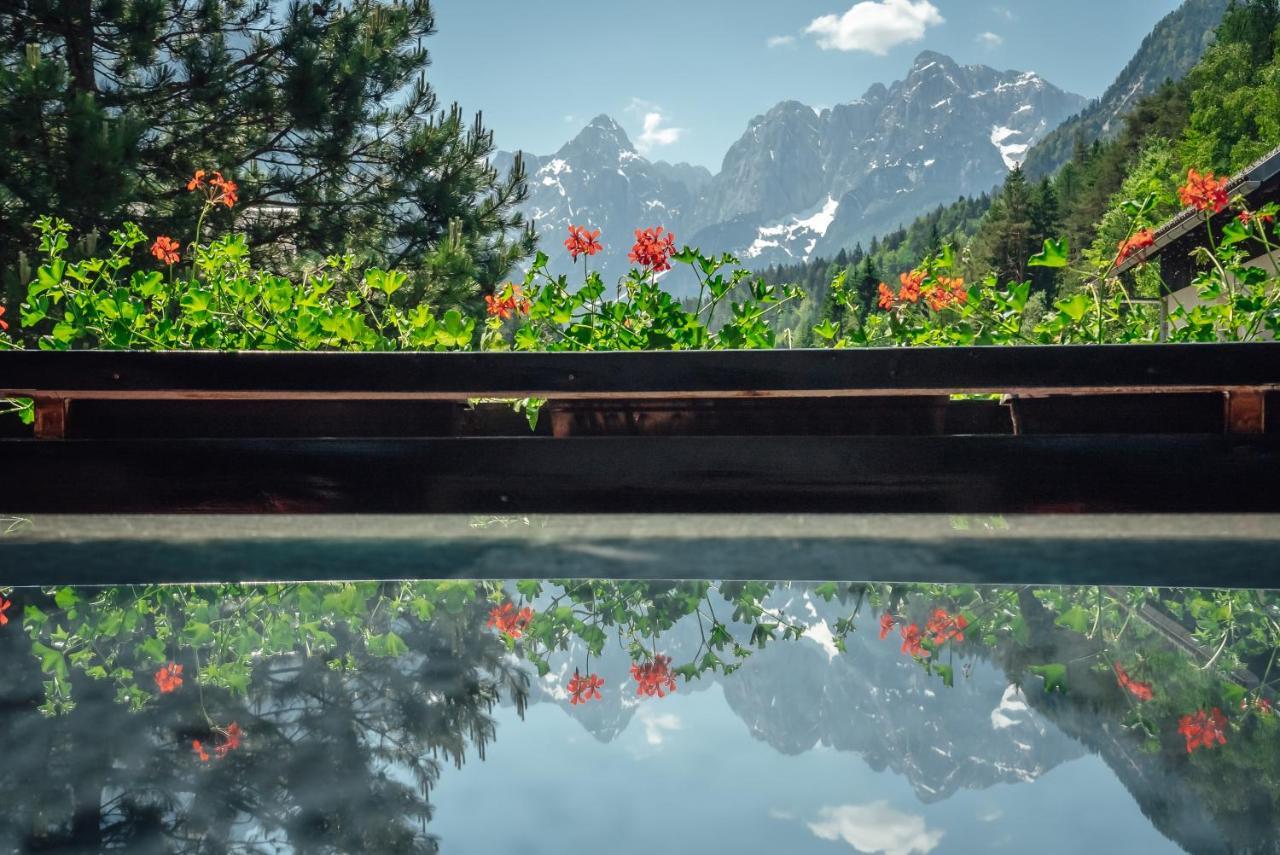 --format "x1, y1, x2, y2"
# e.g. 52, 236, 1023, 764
0, 343, 1278, 513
